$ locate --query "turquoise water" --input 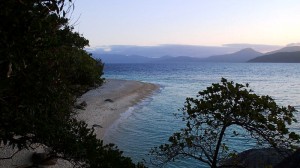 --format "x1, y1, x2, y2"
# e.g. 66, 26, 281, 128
102, 63, 300, 167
